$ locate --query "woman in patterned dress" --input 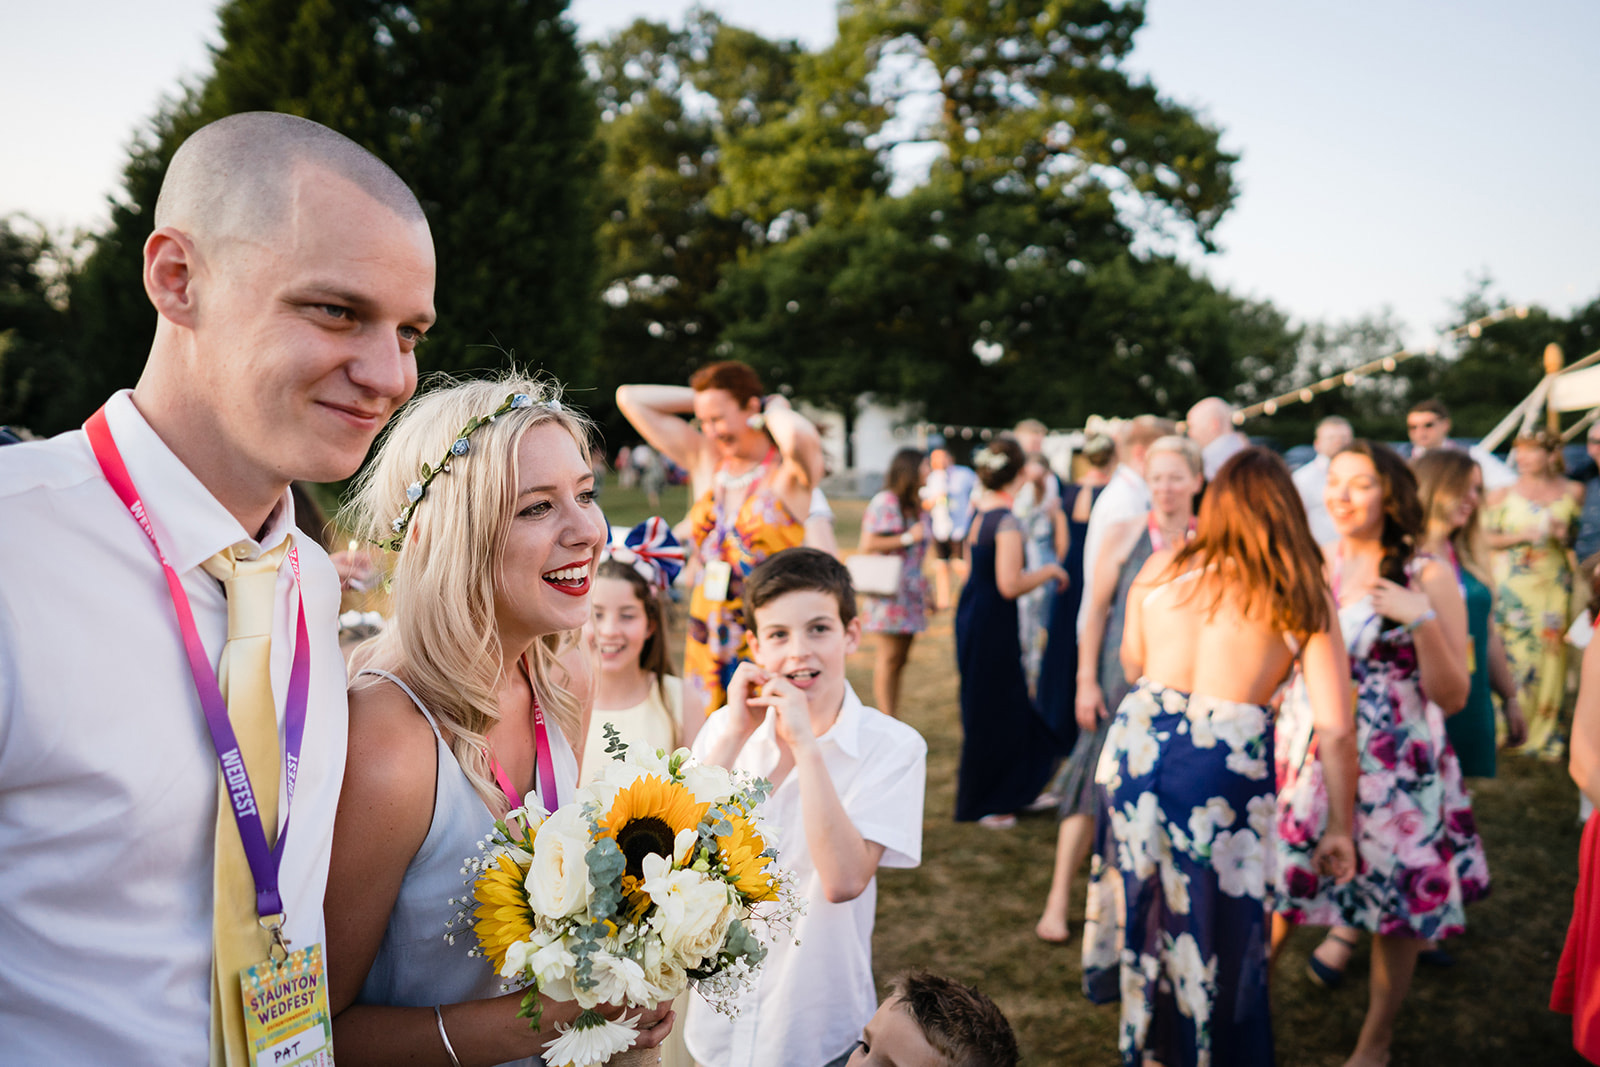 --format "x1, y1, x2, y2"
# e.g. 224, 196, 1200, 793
1484, 429, 1583, 760
1081, 448, 1358, 1067
859, 447, 931, 718
616, 362, 822, 740
1275, 441, 1487, 1067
